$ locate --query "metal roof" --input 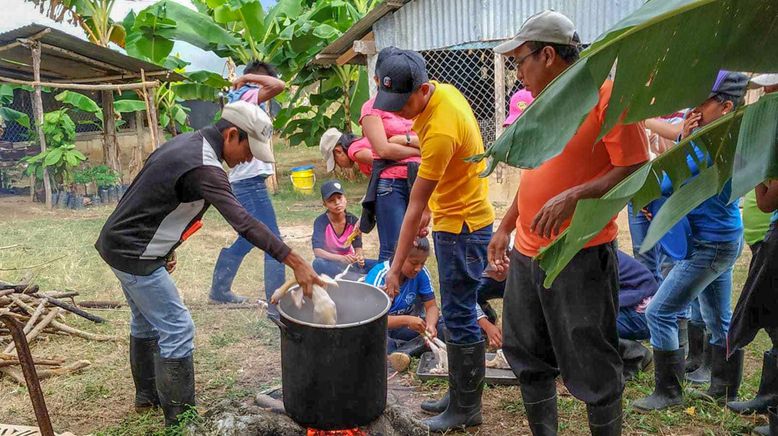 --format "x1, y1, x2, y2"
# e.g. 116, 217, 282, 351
375, 0, 645, 51
0, 24, 182, 83
318, 0, 644, 62
314, 0, 411, 65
